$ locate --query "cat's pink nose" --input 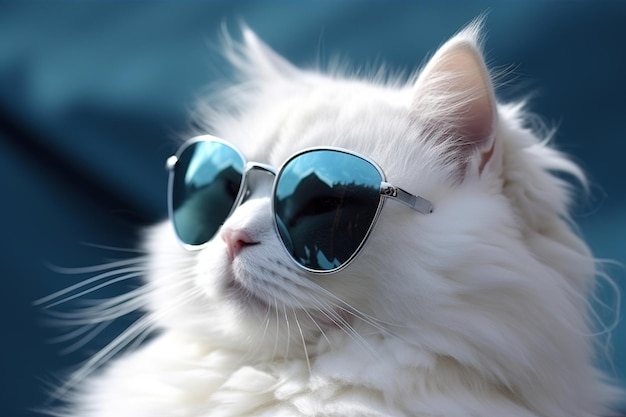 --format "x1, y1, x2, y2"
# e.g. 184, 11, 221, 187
221, 228, 257, 261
